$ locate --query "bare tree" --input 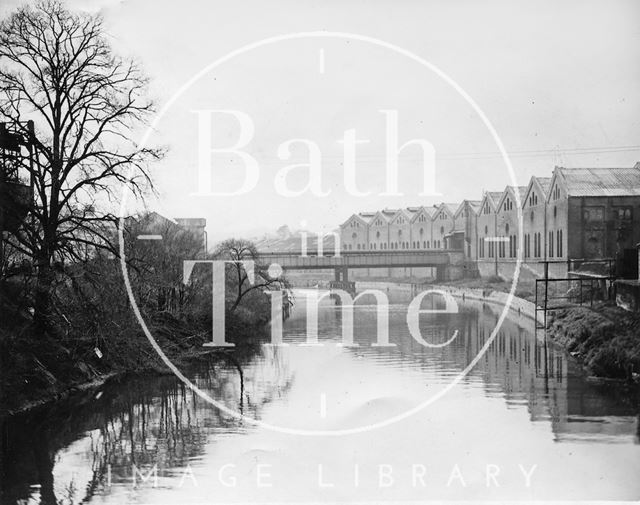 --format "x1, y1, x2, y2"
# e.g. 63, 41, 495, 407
0, 1, 160, 329
214, 239, 288, 314
124, 213, 206, 315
